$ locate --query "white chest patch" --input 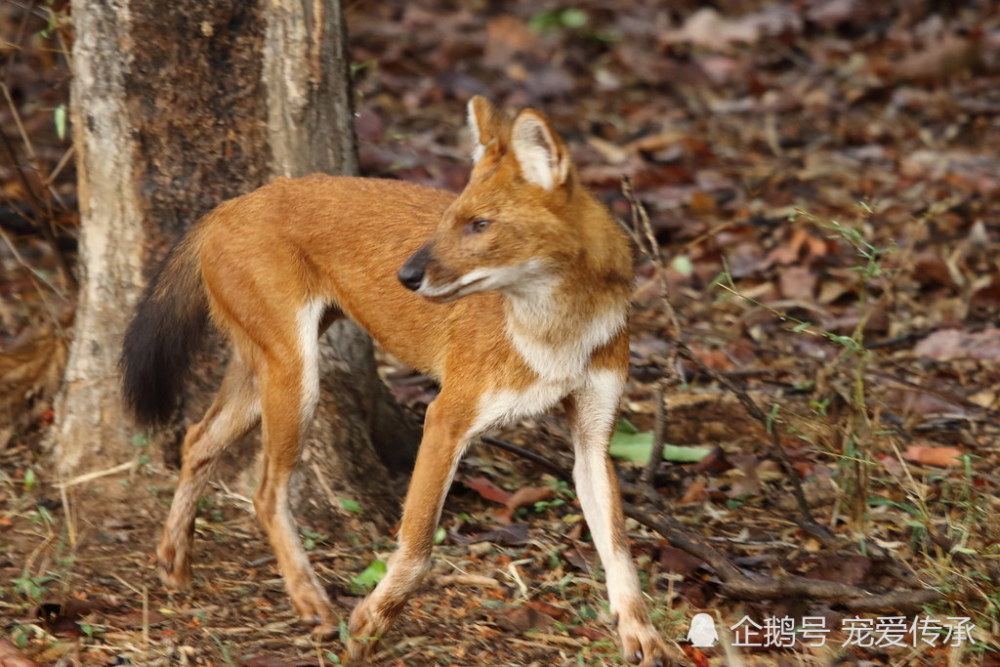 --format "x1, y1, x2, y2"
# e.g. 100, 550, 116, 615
508, 304, 626, 384
466, 379, 570, 438
465, 304, 627, 438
